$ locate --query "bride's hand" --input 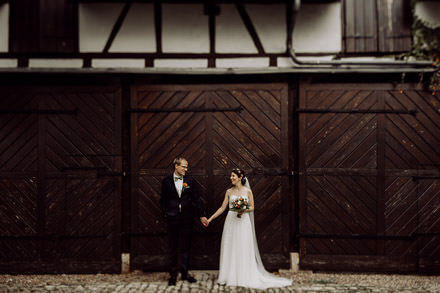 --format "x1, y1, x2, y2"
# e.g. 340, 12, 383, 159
200, 217, 209, 227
